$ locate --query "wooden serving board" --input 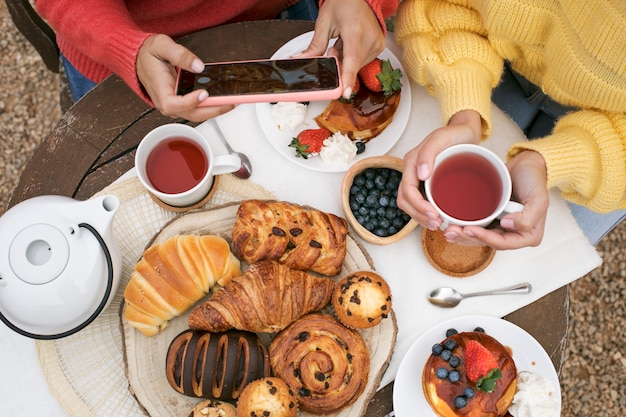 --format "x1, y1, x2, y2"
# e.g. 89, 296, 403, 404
120, 202, 398, 417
